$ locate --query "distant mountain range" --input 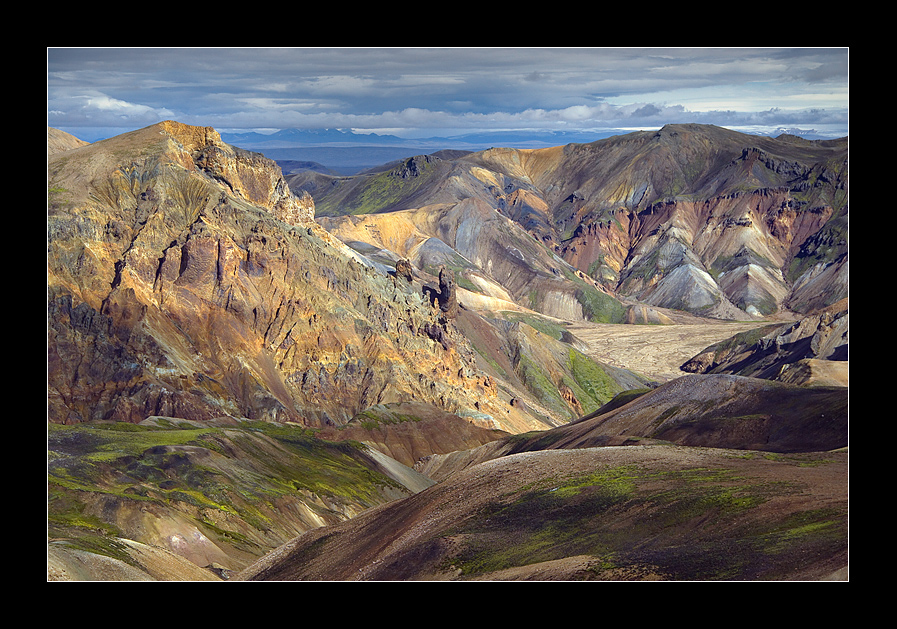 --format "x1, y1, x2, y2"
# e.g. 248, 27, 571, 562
221, 127, 623, 150
222, 127, 841, 176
